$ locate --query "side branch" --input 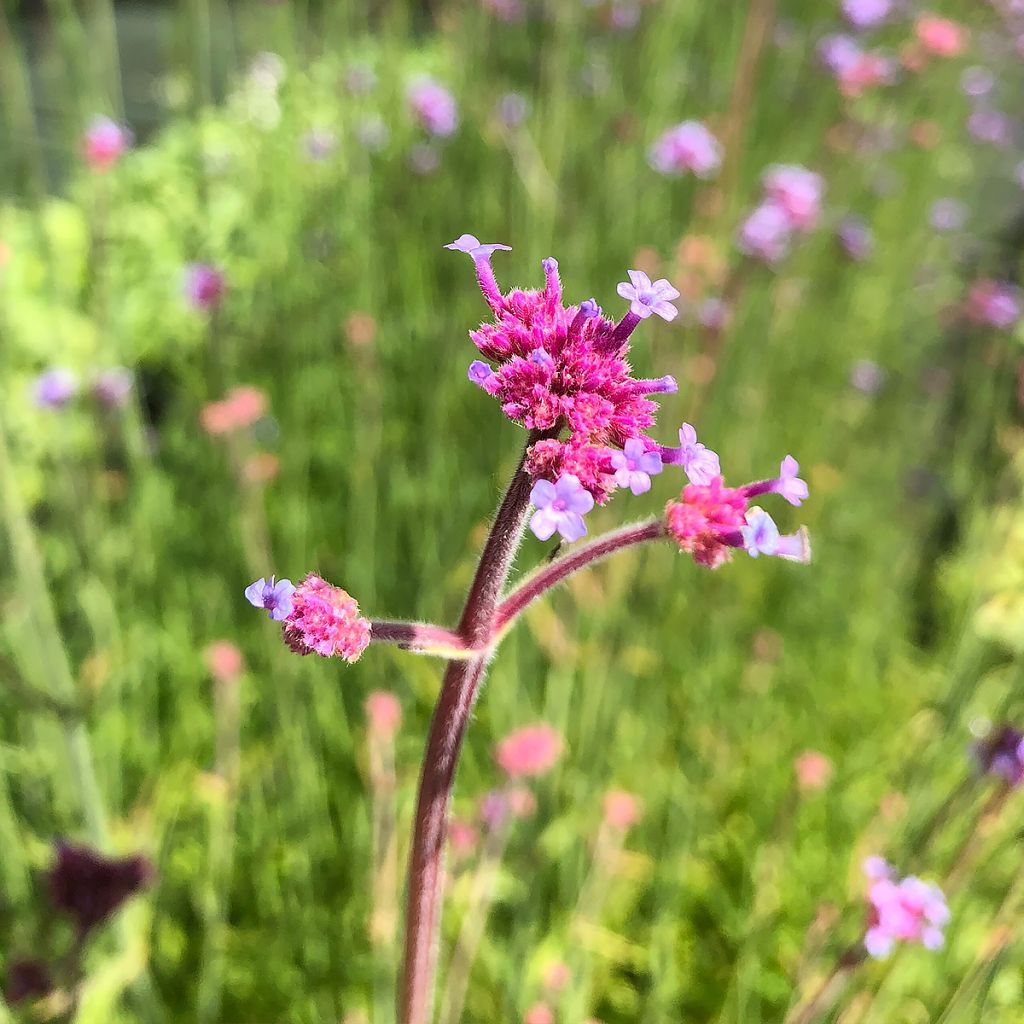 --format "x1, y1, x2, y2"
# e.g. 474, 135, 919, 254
369, 621, 476, 659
